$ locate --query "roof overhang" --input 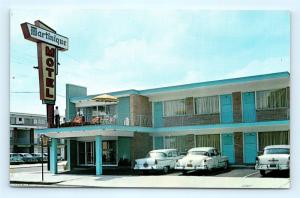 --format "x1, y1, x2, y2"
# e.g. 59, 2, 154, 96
35, 120, 289, 138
